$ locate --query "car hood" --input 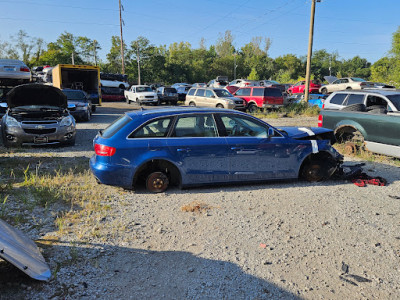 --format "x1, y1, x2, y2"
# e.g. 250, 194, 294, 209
324, 76, 338, 84
7, 84, 67, 109
220, 96, 242, 101
0, 219, 51, 281
138, 92, 156, 96
277, 126, 333, 139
